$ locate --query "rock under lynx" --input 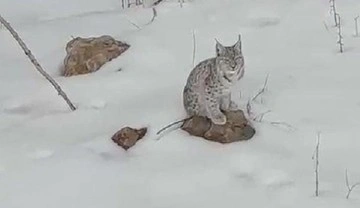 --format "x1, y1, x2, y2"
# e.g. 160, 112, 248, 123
183, 35, 245, 125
